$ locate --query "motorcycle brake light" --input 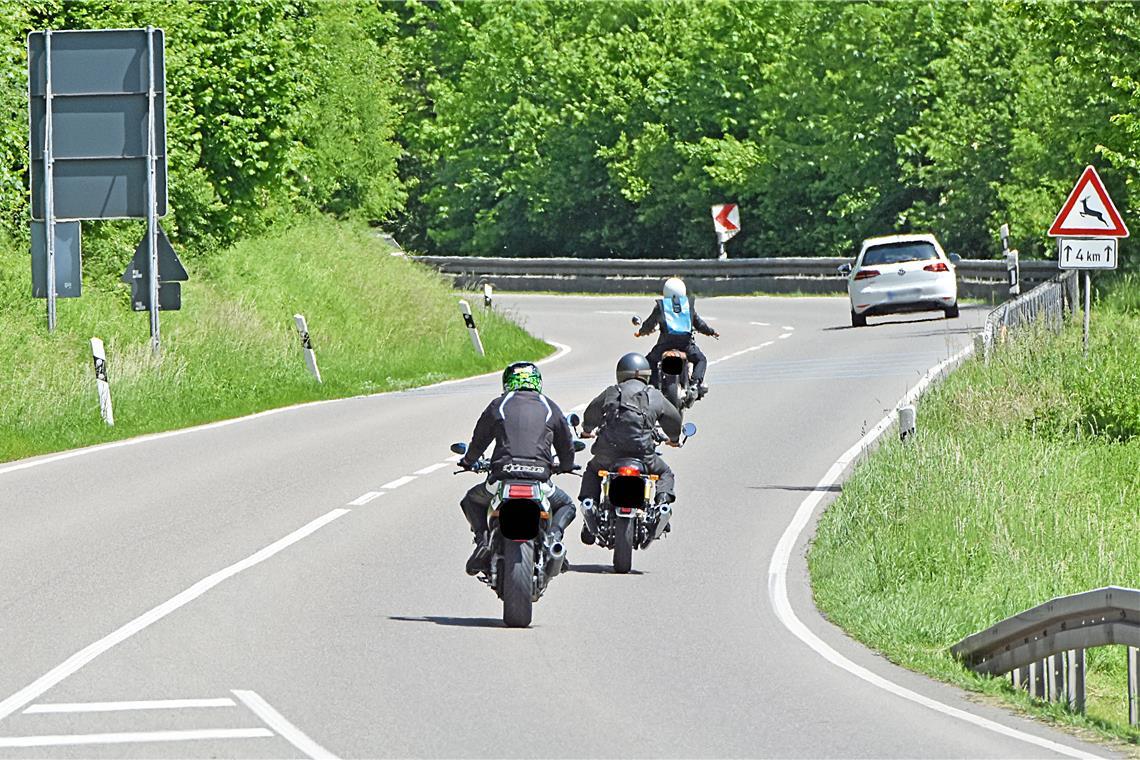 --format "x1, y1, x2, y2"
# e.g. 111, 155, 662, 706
923, 262, 949, 272
617, 466, 641, 476
854, 269, 880, 280
507, 484, 536, 498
